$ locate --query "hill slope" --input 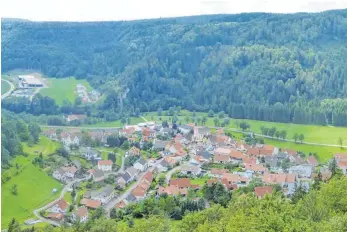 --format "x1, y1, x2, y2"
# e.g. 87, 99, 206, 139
2, 10, 347, 125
